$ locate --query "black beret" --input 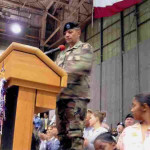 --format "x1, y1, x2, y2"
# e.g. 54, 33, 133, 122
125, 114, 133, 119
63, 22, 80, 33
117, 122, 125, 127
